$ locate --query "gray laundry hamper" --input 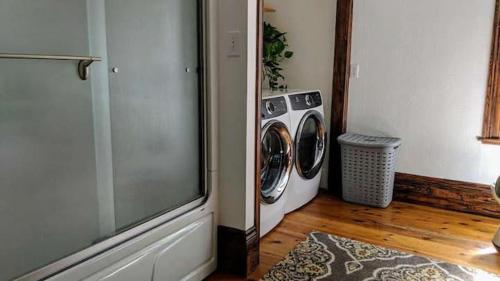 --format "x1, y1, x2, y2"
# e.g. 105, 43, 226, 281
338, 133, 402, 208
